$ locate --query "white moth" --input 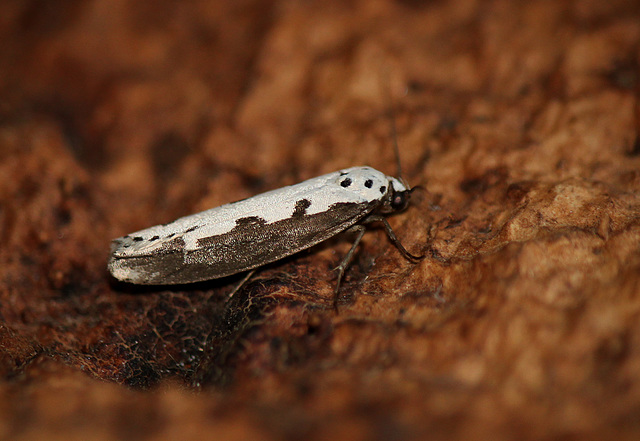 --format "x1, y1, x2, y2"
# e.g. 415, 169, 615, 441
108, 166, 422, 295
